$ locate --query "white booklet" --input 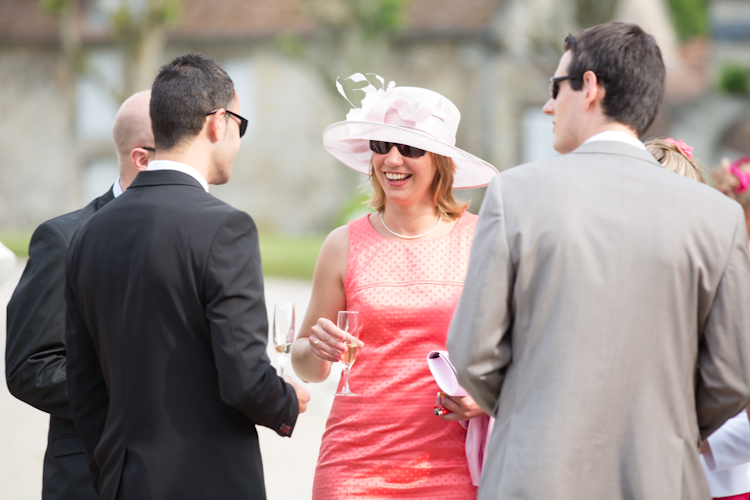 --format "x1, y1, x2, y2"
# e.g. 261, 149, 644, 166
426, 350, 469, 397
